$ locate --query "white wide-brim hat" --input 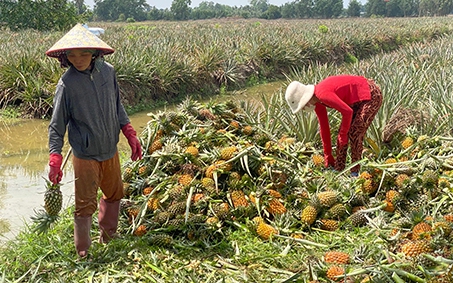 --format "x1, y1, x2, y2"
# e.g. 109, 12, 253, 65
285, 81, 315, 114
46, 23, 114, 58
